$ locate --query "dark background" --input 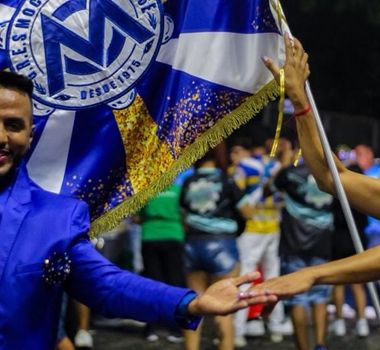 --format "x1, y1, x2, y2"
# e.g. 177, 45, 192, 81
234, 1, 380, 153
283, 0, 380, 118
